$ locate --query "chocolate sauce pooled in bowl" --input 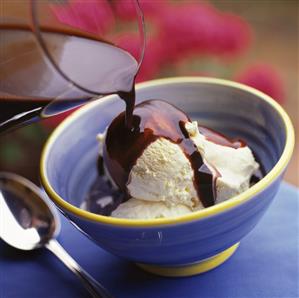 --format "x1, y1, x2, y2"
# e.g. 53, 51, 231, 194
102, 99, 247, 208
